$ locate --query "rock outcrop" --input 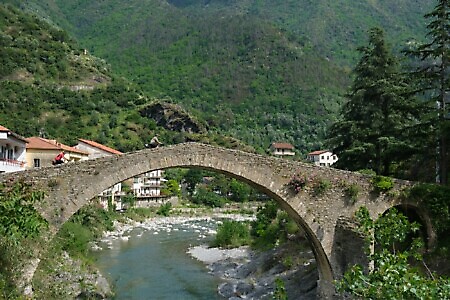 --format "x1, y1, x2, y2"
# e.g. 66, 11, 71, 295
140, 101, 207, 133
